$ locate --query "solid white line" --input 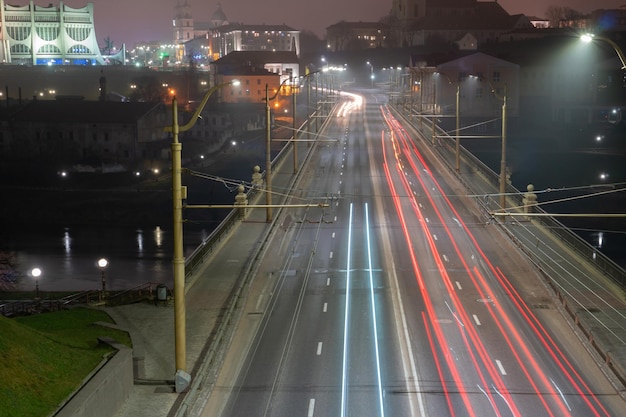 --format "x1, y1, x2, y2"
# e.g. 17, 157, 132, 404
341, 203, 354, 417
365, 203, 385, 417
495, 359, 507, 375
455, 281, 462, 290
472, 314, 481, 326
323, 302, 328, 313
317, 342, 323, 356
308, 398, 316, 417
